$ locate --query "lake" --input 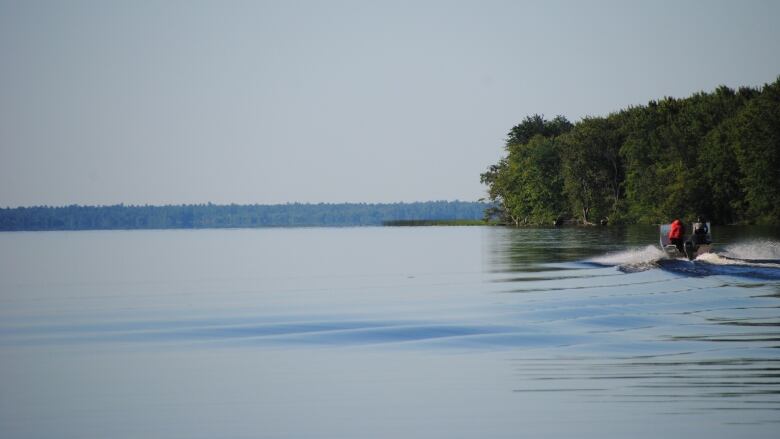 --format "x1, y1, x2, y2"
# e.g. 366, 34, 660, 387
1, 226, 779, 438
